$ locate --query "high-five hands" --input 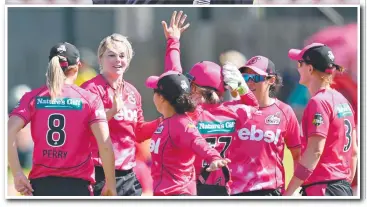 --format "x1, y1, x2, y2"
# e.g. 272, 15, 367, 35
162, 10, 190, 40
